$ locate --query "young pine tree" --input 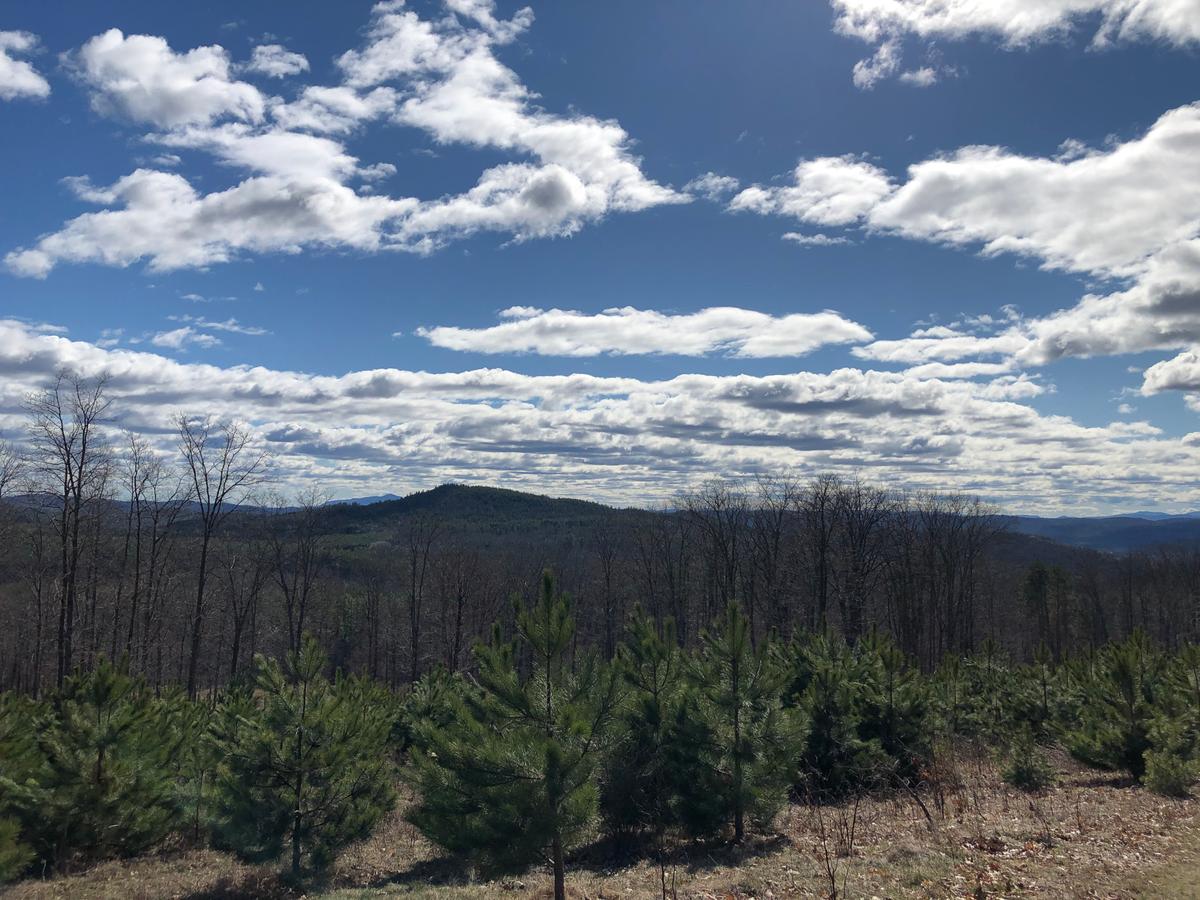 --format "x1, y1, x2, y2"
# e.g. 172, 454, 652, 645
211, 636, 396, 877
785, 633, 891, 799
688, 603, 798, 841
406, 571, 620, 900
855, 631, 932, 785
1068, 631, 1170, 781
0, 694, 39, 881
2, 659, 181, 871
599, 612, 724, 844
